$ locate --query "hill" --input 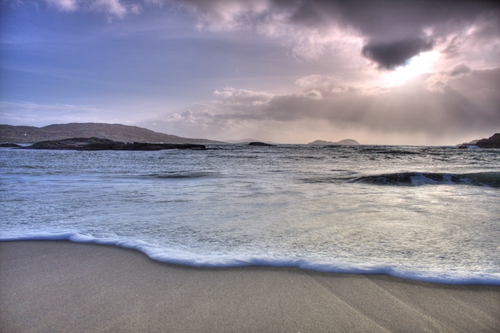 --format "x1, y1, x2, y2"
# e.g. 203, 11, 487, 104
0, 123, 222, 144
476, 133, 500, 148
458, 133, 500, 148
308, 139, 360, 145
